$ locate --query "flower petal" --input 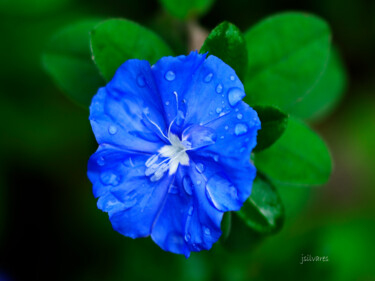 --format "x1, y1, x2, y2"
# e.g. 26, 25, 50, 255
151, 165, 223, 257
88, 144, 173, 238
151, 51, 206, 132
89, 59, 169, 153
